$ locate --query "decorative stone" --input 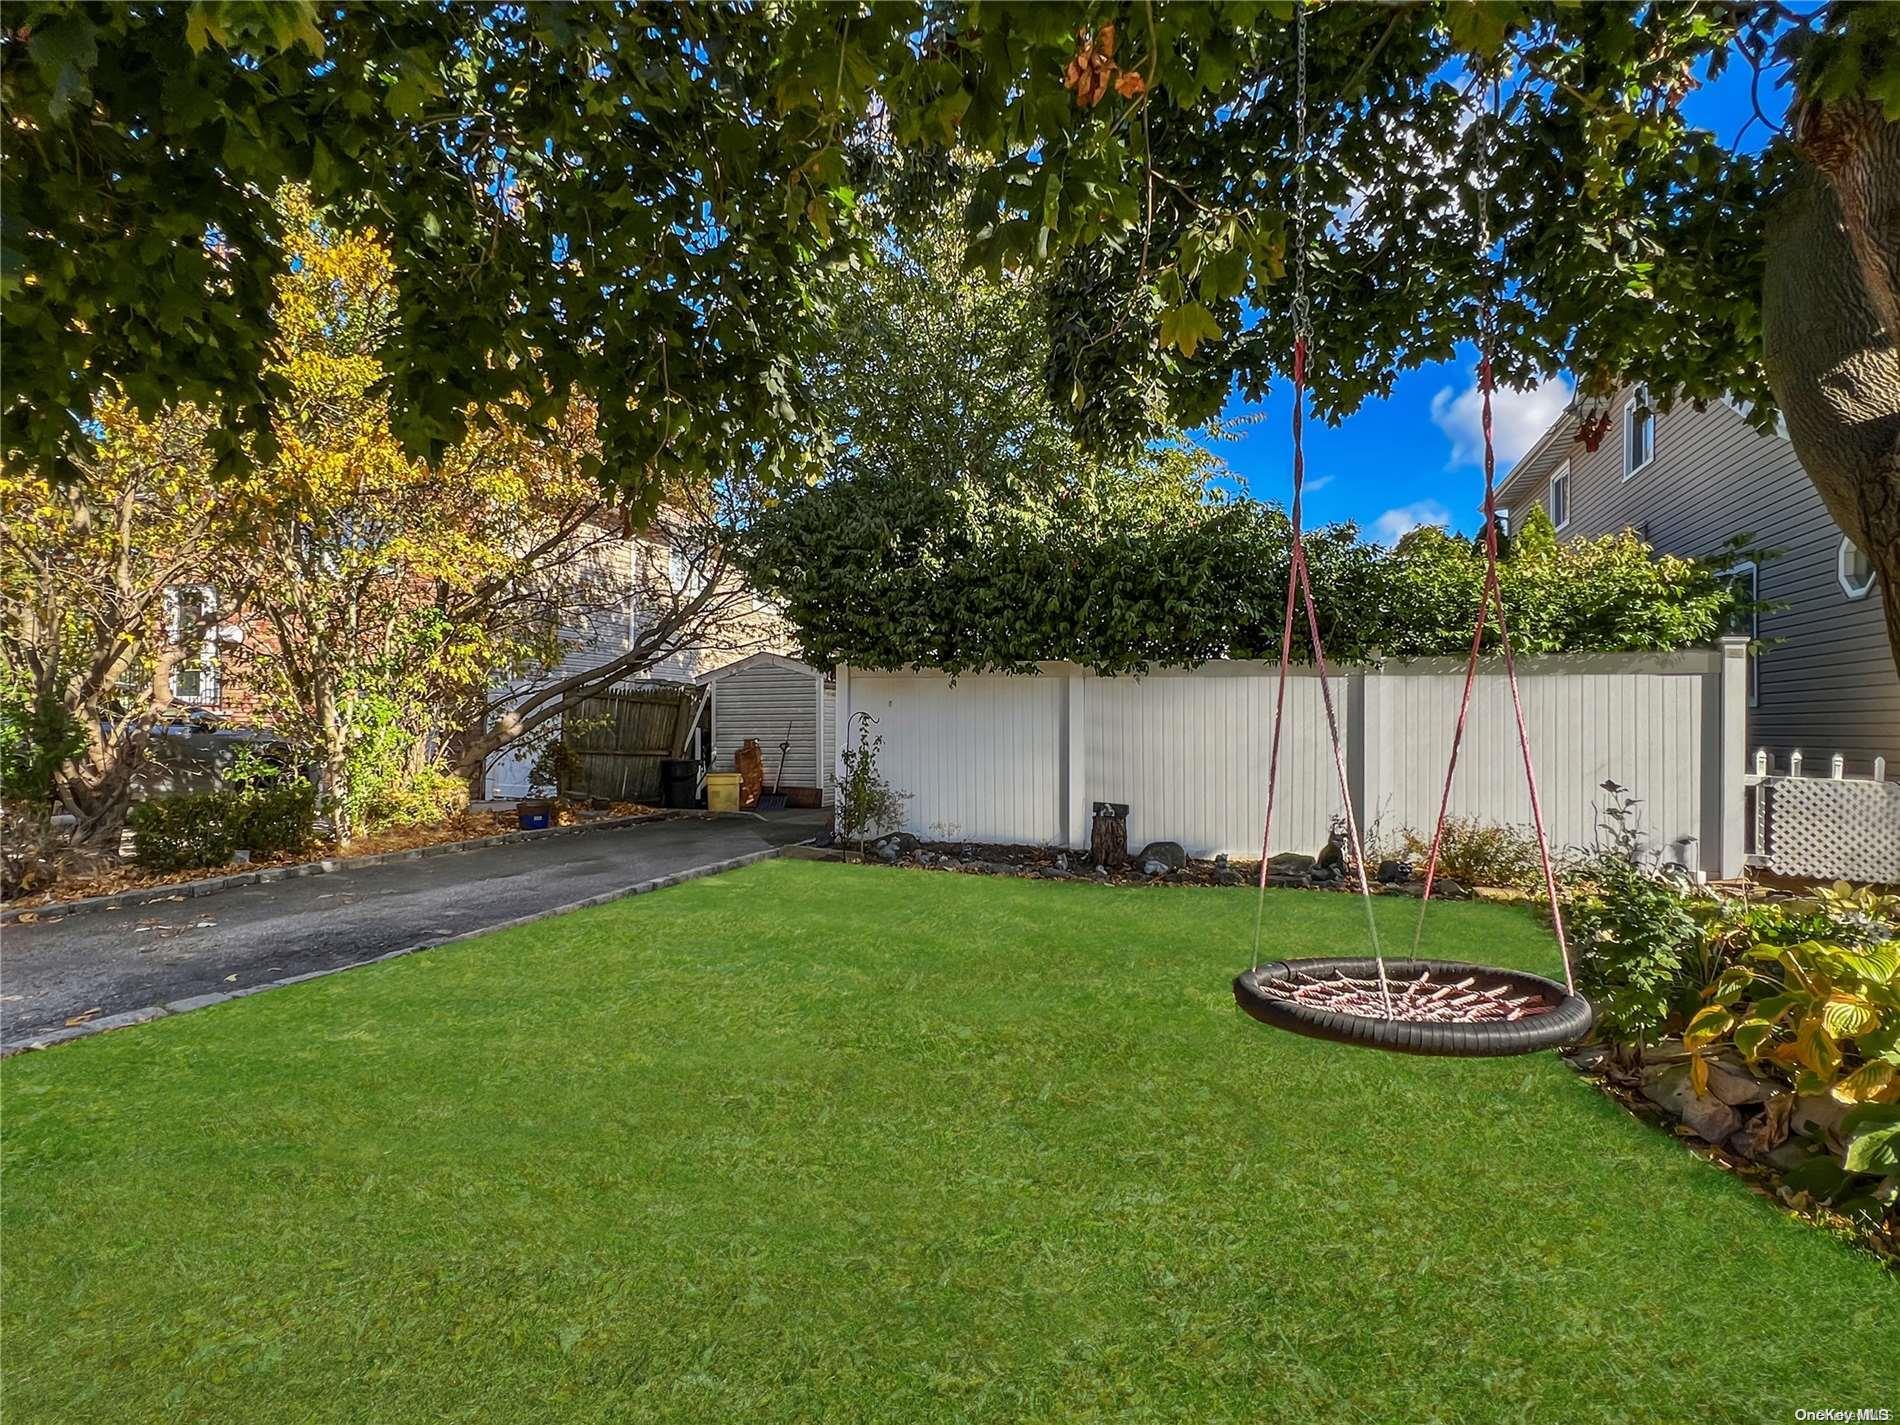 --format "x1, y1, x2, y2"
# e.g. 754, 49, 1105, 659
1641, 1062, 1742, 1144
1701, 1053, 1770, 1107
1135, 841, 1187, 871
1791, 1093, 1850, 1150
1267, 852, 1315, 875
1141, 858, 1170, 877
